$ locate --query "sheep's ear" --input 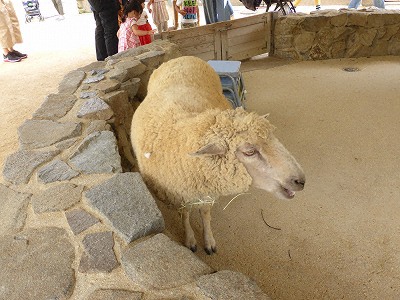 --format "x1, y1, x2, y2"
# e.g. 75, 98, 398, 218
190, 143, 227, 156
